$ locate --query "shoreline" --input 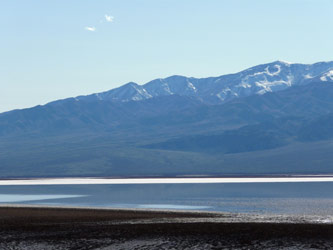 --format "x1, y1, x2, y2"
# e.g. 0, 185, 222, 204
0, 205, 332, 249
1, 175, 333, 185
0, 204, 332, 224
